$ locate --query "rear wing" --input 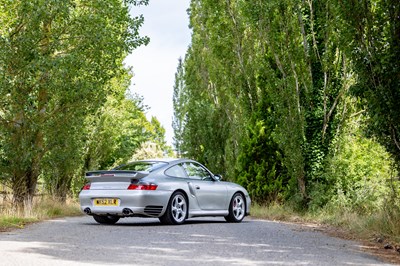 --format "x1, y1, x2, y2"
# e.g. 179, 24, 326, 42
85, 170, 149, 182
